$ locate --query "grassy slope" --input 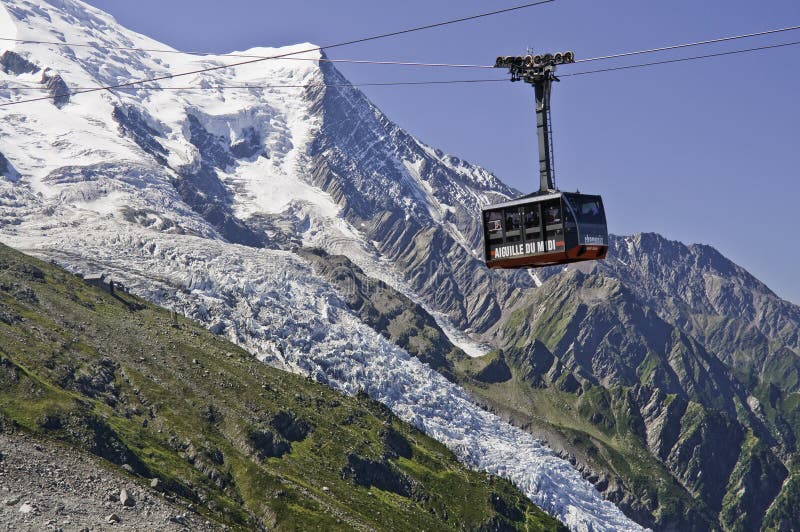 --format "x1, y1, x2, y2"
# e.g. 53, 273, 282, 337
456, 365, 714, 531
463, 266, 800, 531
0, 243, 564, 531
